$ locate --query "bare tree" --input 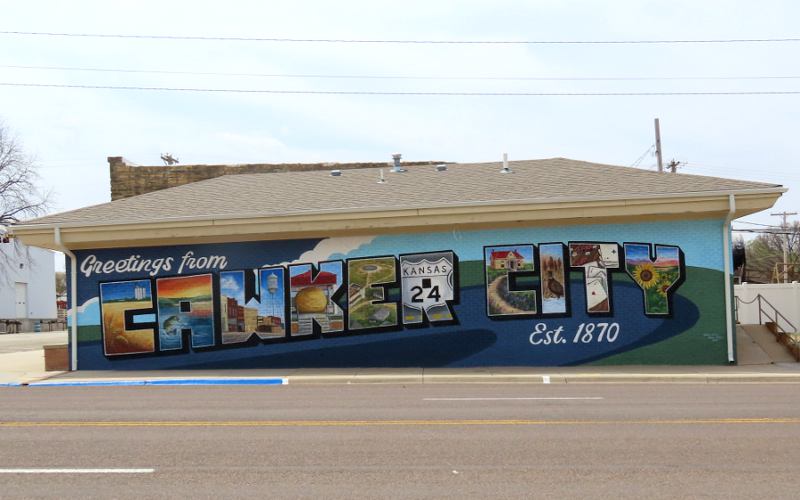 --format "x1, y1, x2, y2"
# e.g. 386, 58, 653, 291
0, 121, 50, 286
745, 221, 800, 283
55, 271, 66, 296
0, 122, 49, 226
